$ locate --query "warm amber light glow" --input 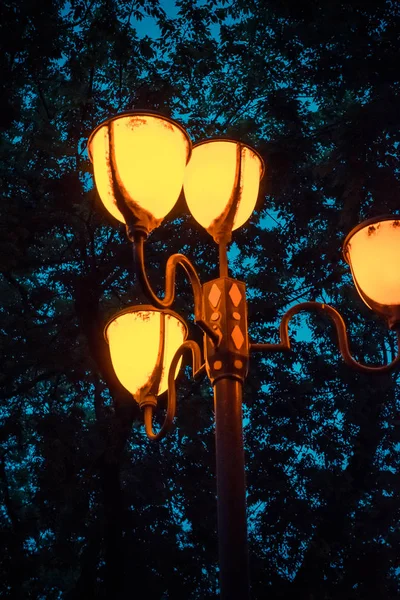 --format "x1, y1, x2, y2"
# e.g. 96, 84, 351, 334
88, 113, 191, 231
183, 140, 264, 241
105, 308, 187, 399
344, 218, 400, 309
